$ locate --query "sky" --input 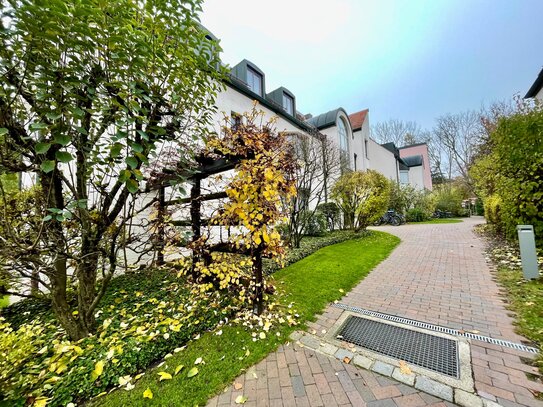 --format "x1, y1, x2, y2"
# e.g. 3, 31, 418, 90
199, 0, 543, 130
